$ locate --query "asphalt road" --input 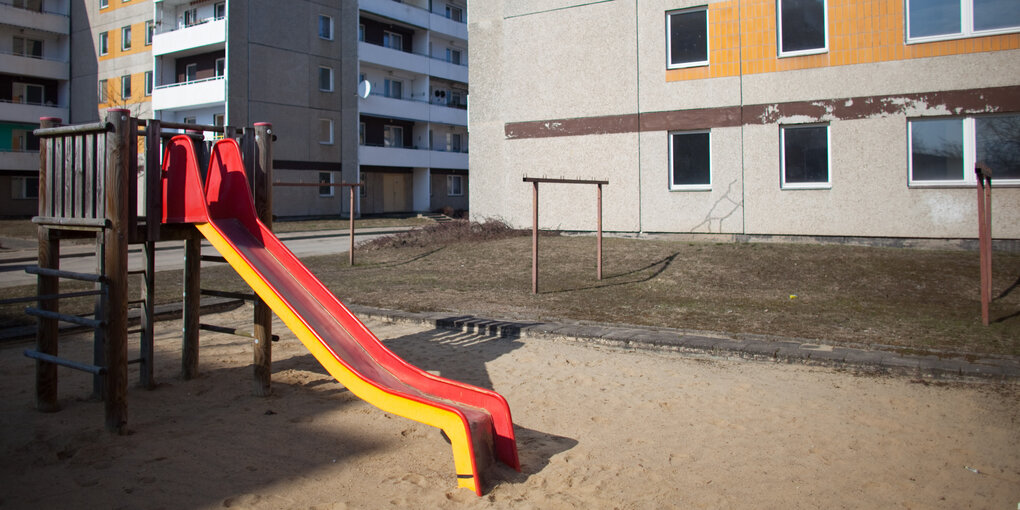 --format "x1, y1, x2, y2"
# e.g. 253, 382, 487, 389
0, 226, 412, 289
